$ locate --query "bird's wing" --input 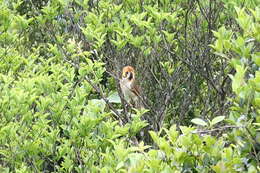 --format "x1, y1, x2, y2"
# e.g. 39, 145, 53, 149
130, 80, 141, 97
